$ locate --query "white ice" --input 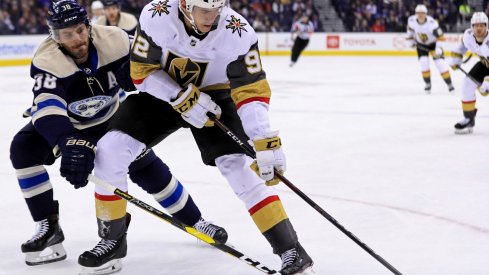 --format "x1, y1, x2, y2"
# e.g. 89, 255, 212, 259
0, 55, 488, 275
